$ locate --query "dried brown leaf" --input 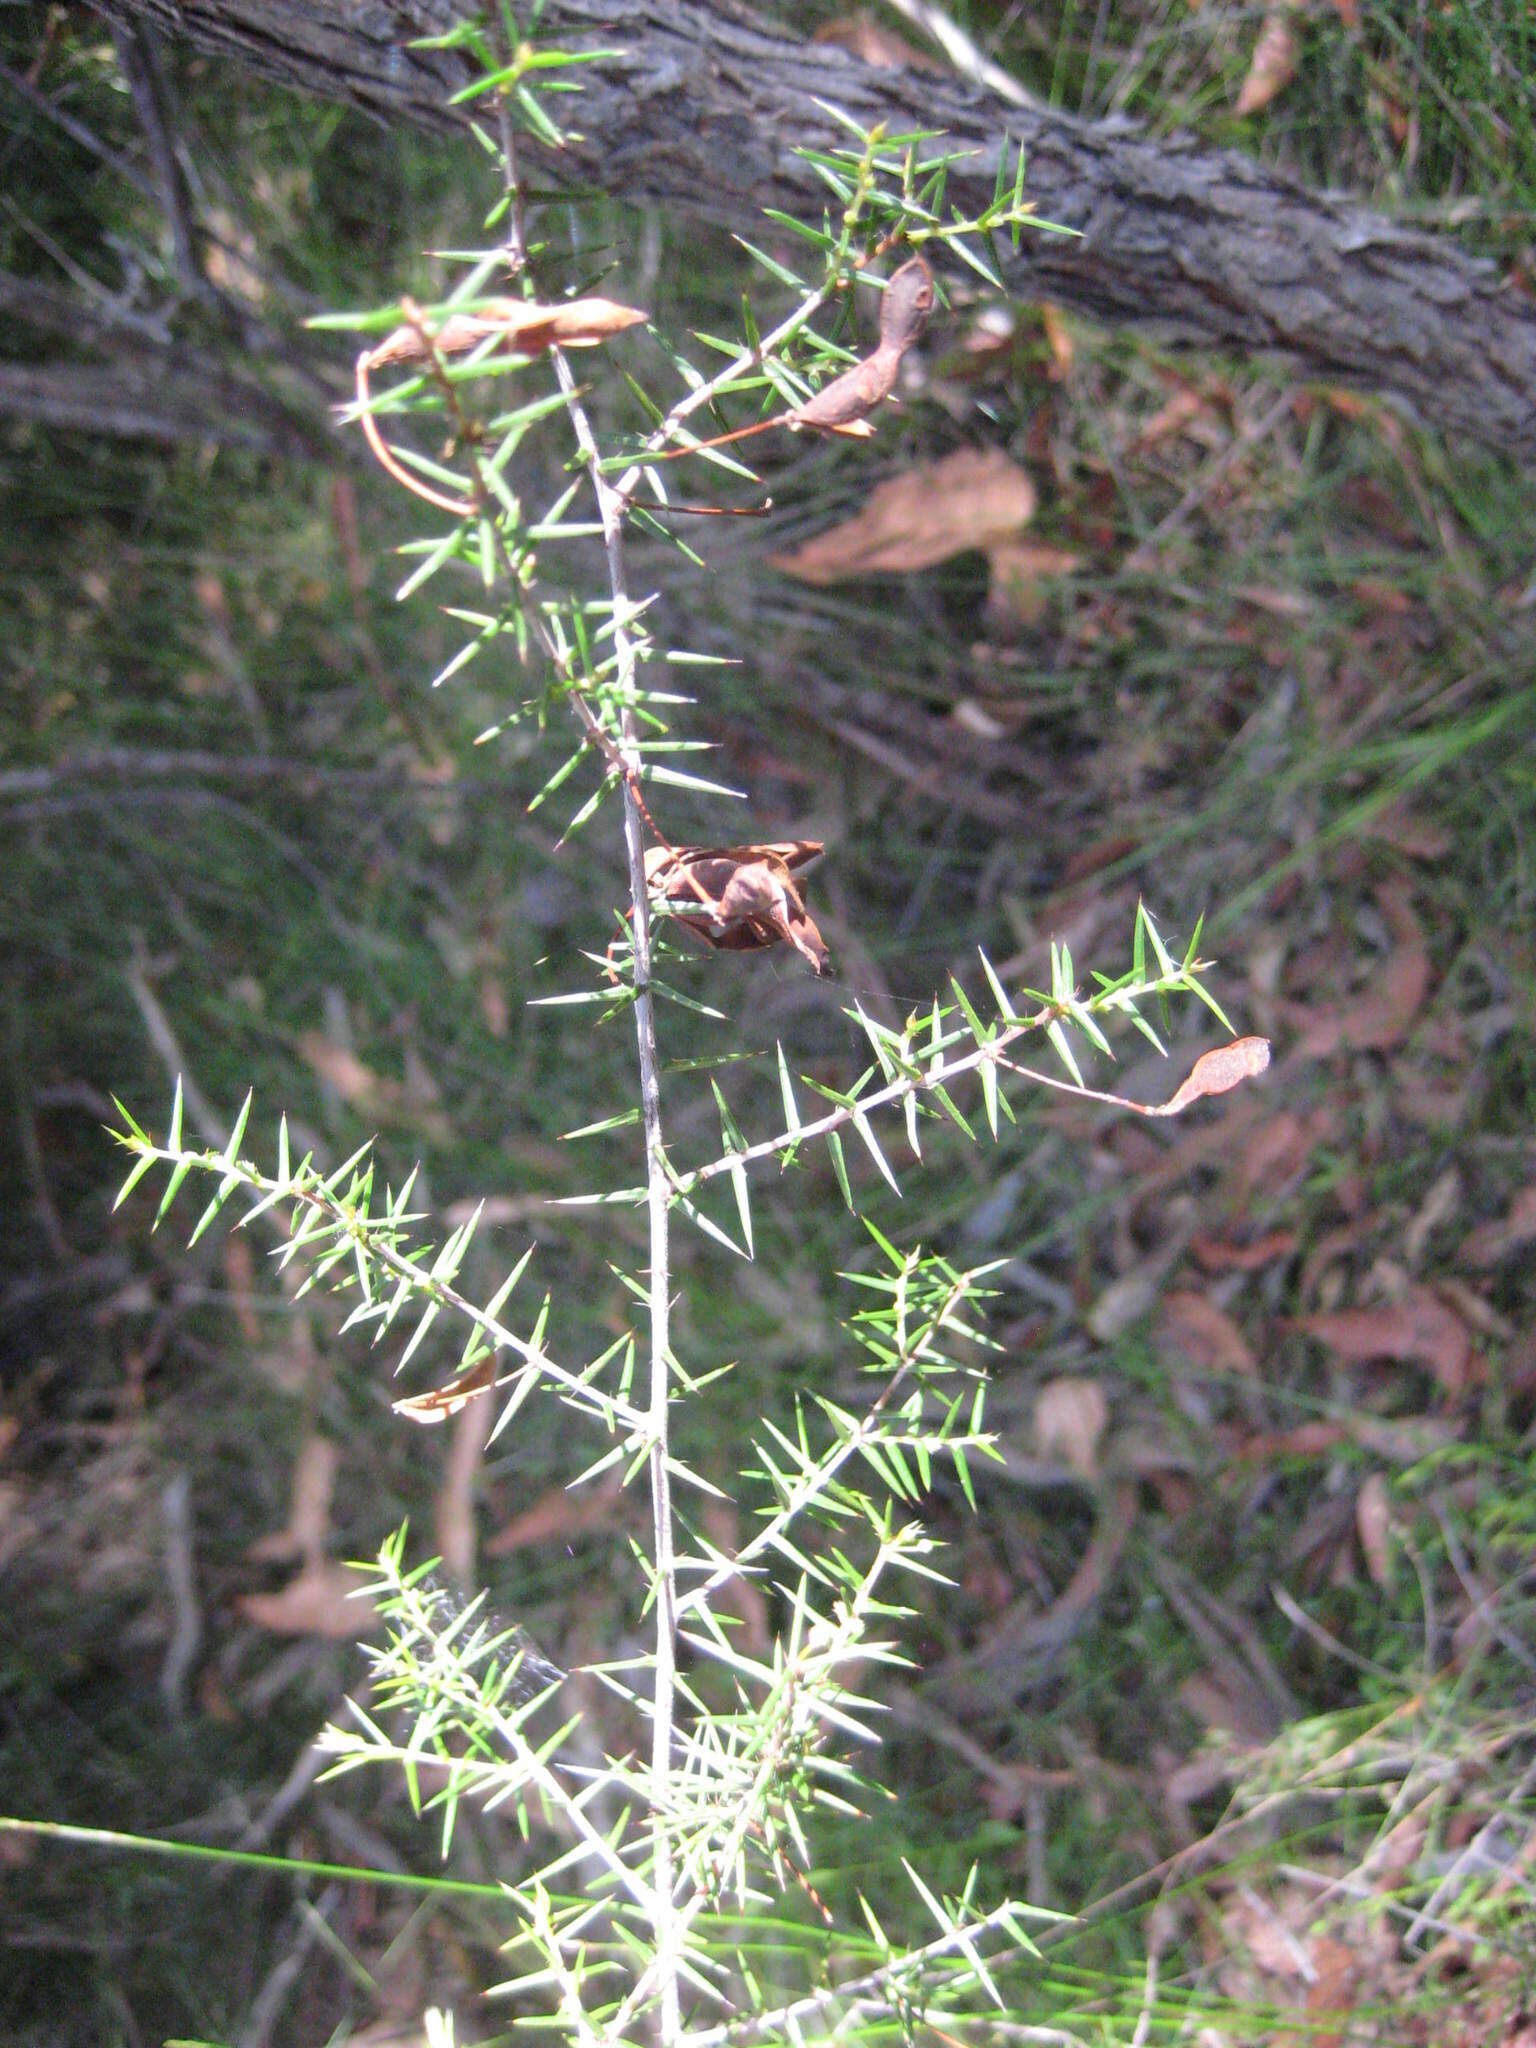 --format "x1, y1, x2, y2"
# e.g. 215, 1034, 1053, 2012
296, 1029, 452, 1140
297, 1030, 384, 1107
645, 840, 829, 973
239, 1562, 362, 1639
1230, 1109, 1334, 1211
1235, 6, 1300, 116
770, 449, 1036, 584
436, 1385, 493, 1589
223, 1231, 261, 1343
1361, 803, 1451, 861
1191, 1230, 1298, 1273
367, 296, 647, 368
1033, 1376, 1108, 1477
1355, 1472, 1394, 1587
1293, 1286, 1474, 1394
701, 1500, 774, 1656
985, 539, 1084, 626
247, 1431, 336, 1567
393, 1358, 498, 1423
1239, 1900, 1312, 1981
1133, 387, 1210, 452
810, 11, 941, 69
1030, 1038, 1271, 1128
1159, 1037, 1272, 1114
1160, 1289, 1258, 1377
1462, 1182, 1536, 1268
1297, 883, 1430, 1055
487, 1473, 625, 1556
1302, 1935, 1360, 2048
1088, 1263, 1163, 1341
1039, 304, 1074, 380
